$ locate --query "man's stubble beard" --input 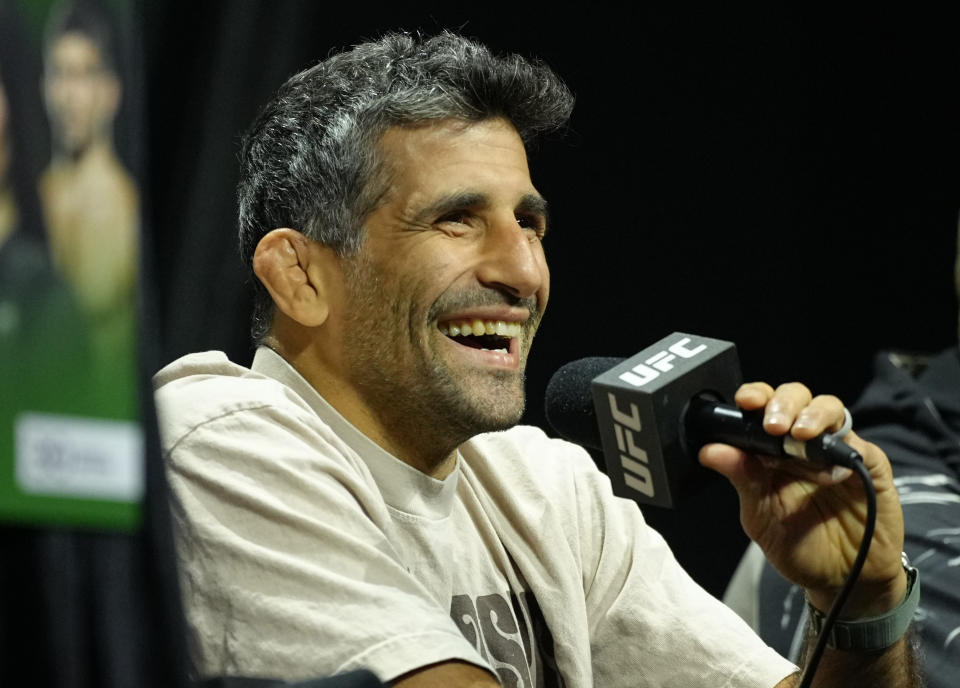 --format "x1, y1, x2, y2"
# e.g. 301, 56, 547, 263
340, 254, 532, 461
